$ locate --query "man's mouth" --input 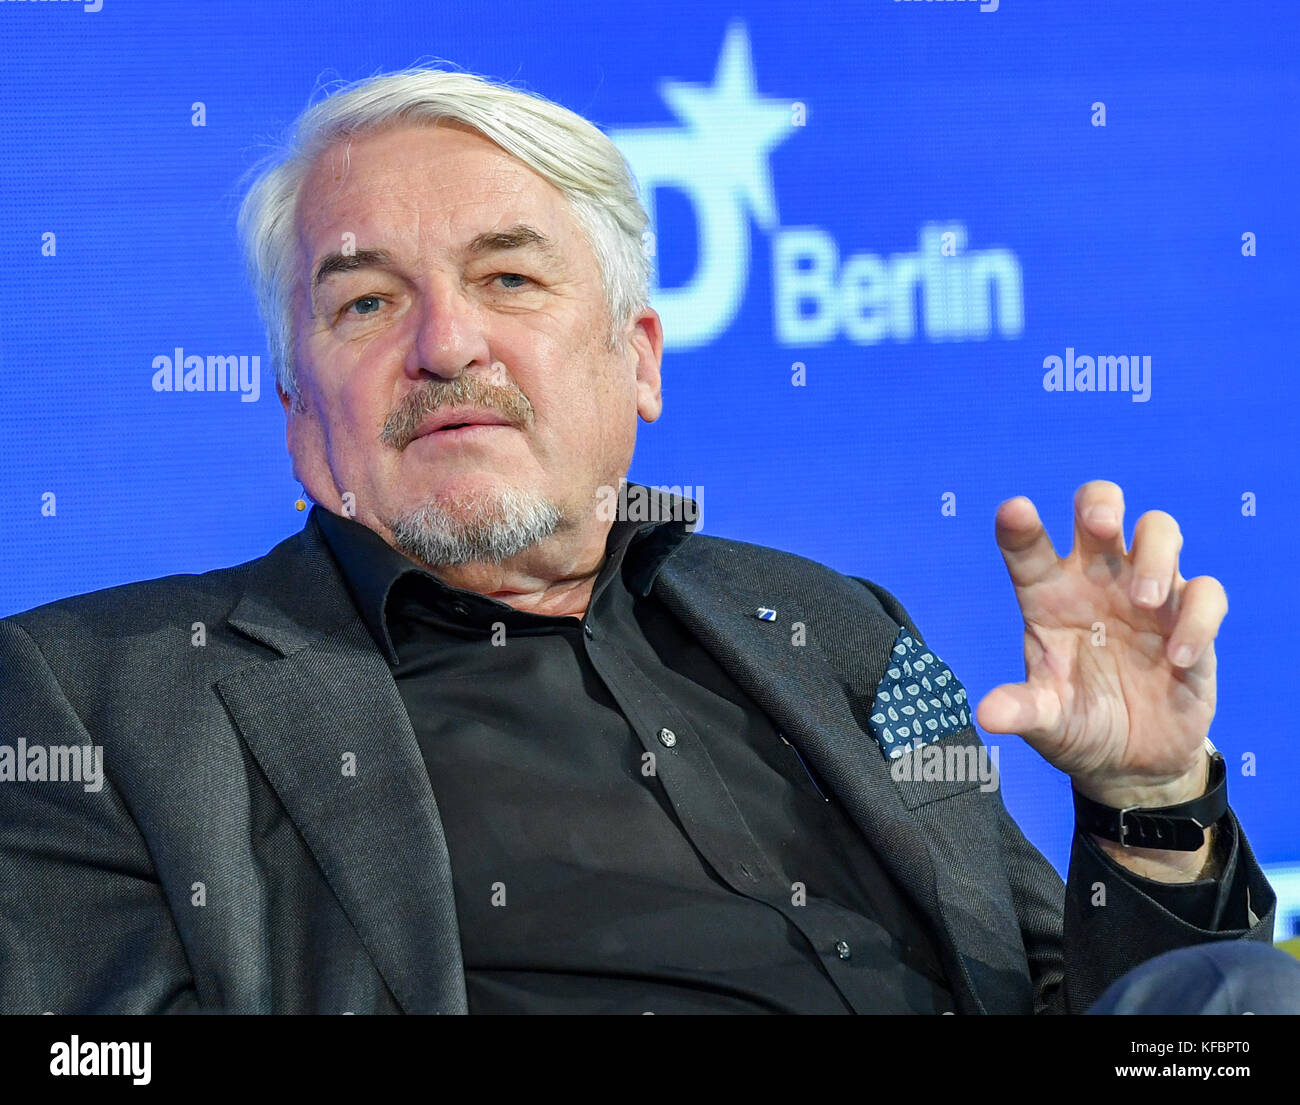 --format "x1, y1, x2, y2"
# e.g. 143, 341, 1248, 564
410, 408, 516, 445
425, 423, 505, 437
